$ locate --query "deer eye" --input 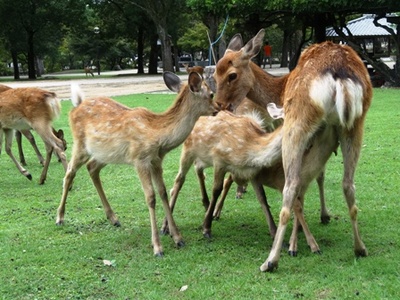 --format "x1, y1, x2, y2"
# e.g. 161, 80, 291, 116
228, 73, 237, 82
